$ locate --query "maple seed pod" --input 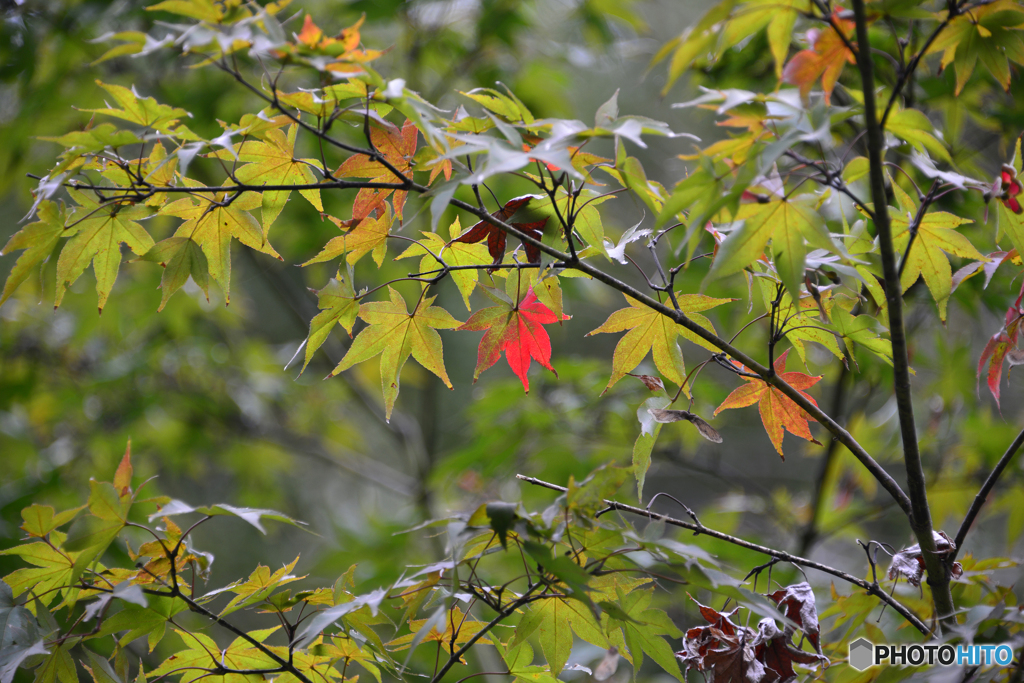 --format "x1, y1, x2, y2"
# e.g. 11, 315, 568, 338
647, 408, 723, 443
